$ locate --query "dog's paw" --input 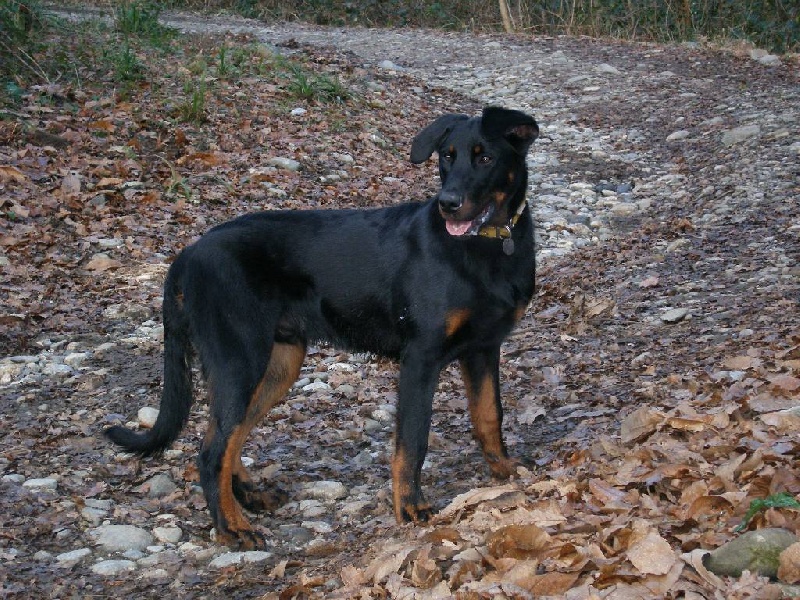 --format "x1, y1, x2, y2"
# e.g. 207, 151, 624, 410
214, 526, 267, 551
398, 501, 435, 523
487, 455, 526, 480
234, 481, 289, 513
